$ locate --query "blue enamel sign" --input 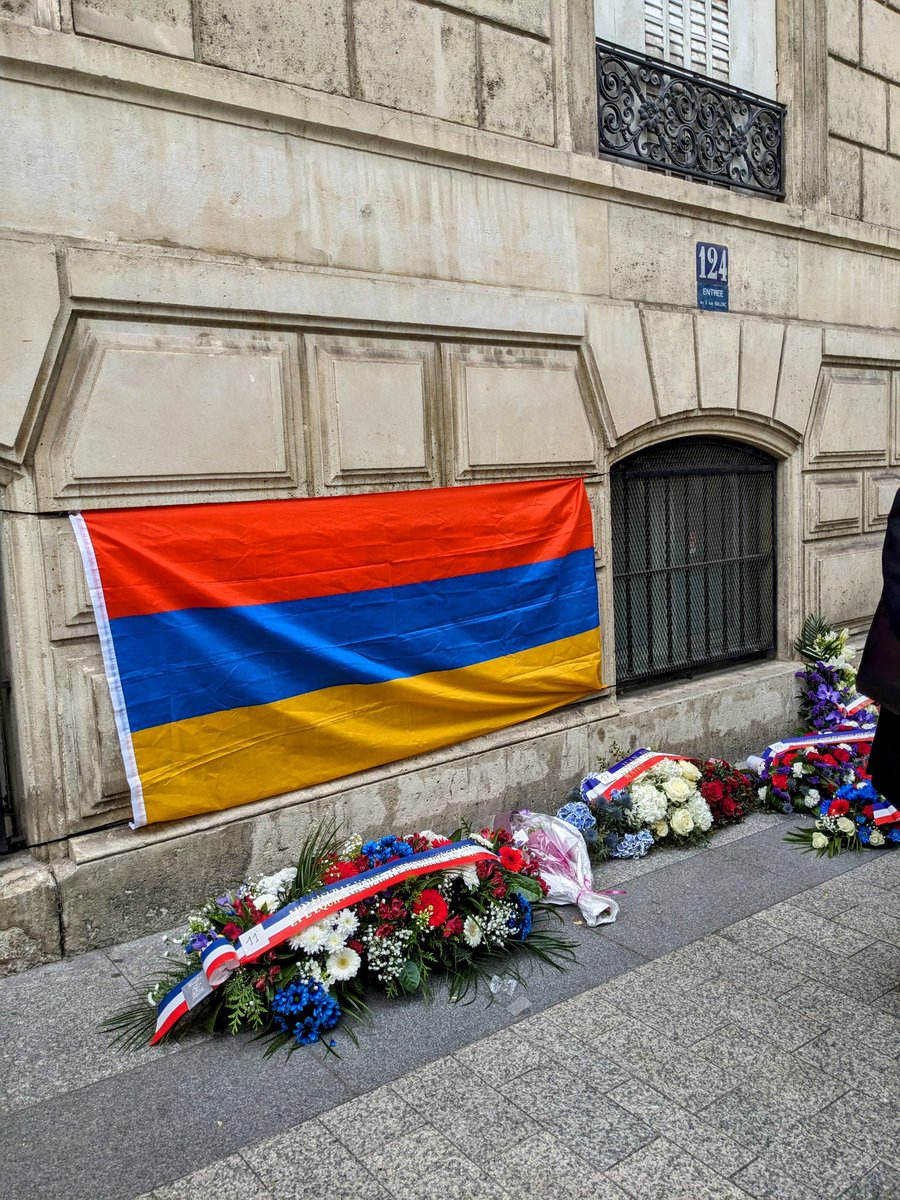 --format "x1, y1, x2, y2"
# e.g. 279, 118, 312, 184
696, 242, 729, 312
